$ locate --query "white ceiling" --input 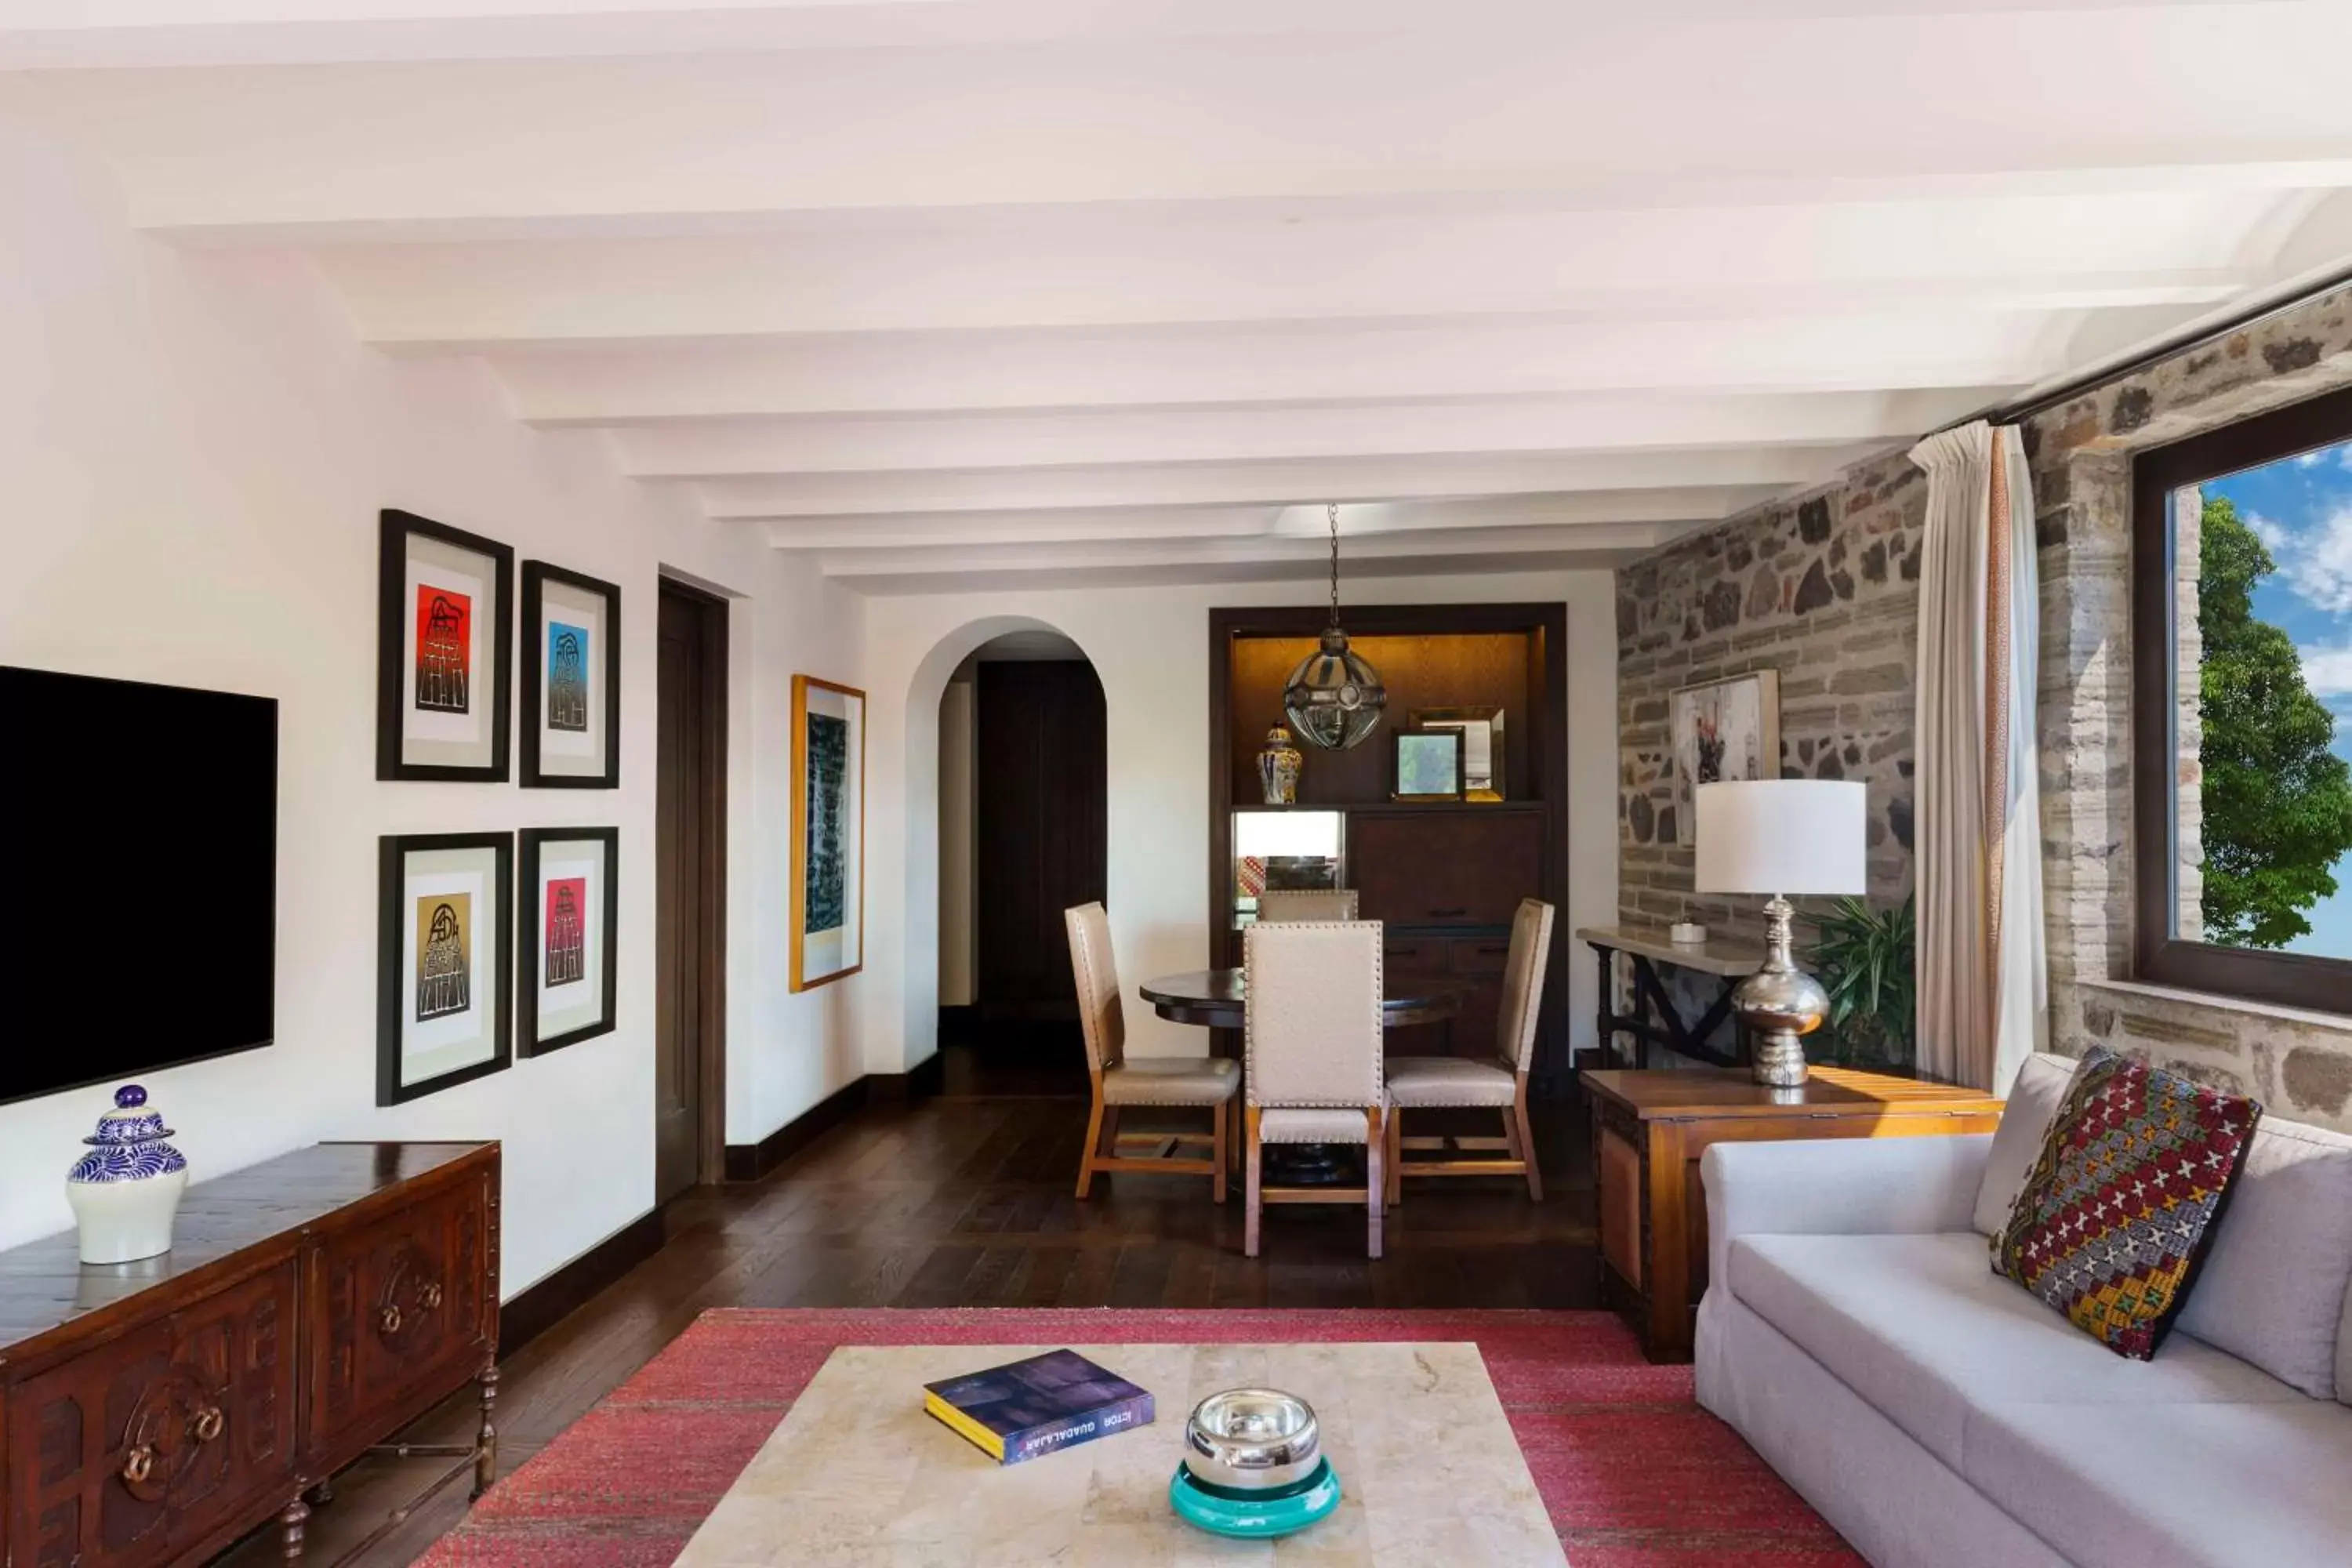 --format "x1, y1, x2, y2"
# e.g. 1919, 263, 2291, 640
8, 0, 2352, 593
